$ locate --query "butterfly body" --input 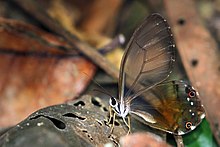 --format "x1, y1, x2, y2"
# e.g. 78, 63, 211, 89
108, 13, 205, 135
